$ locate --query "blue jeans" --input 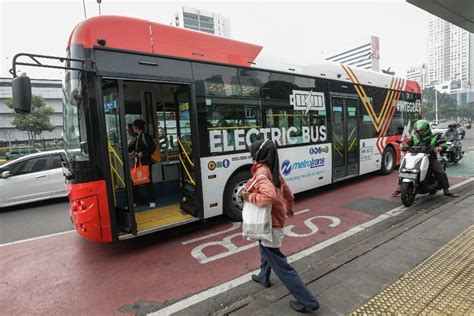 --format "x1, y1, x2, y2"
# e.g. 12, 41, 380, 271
257, 242, 319, 309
